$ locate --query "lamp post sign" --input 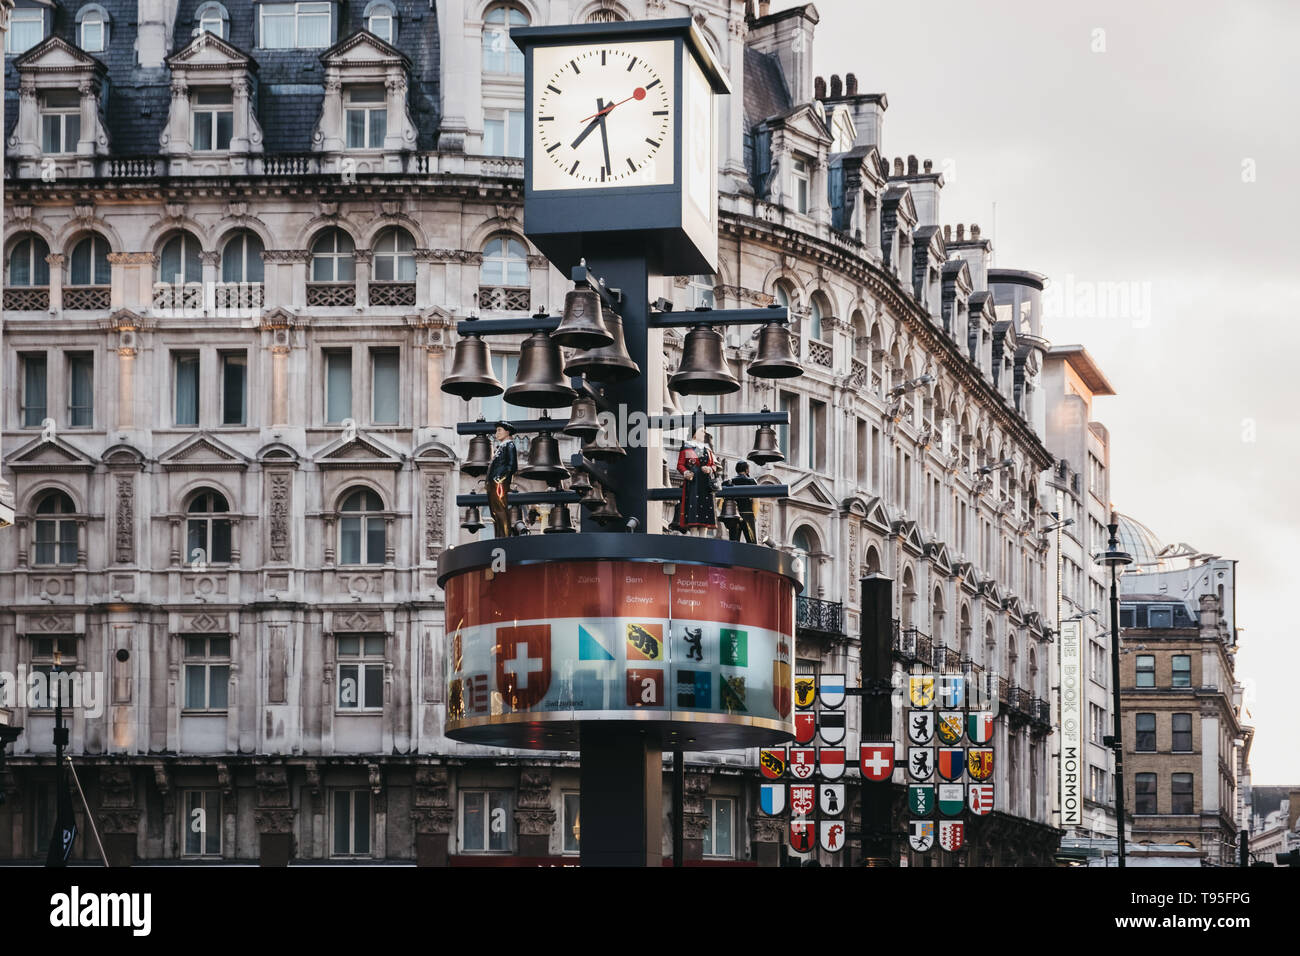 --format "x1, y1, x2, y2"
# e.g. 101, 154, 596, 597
1059, 619, 1083, 827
